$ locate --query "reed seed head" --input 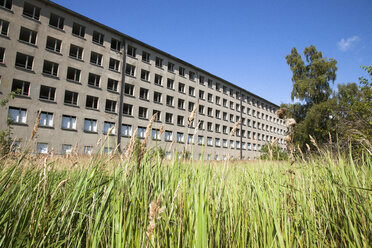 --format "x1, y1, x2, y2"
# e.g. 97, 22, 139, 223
276, 108, 287, 119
